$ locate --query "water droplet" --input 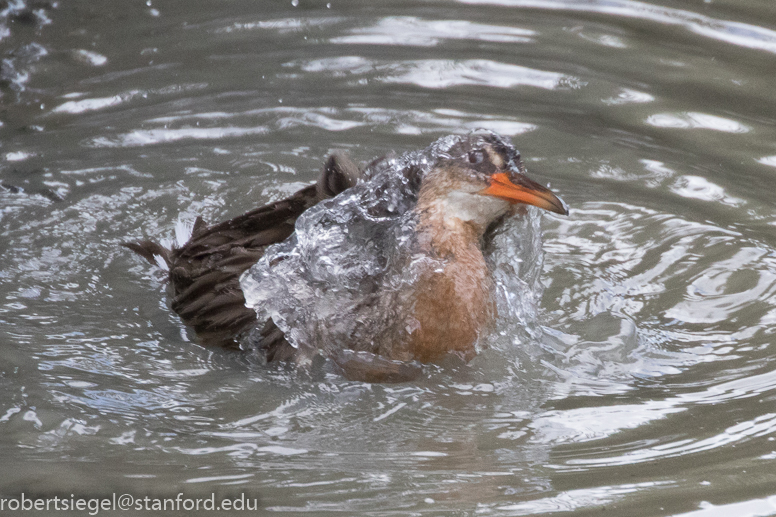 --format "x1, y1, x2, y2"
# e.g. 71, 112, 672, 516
240, 133, 543, 360
291, 0, 299, 6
